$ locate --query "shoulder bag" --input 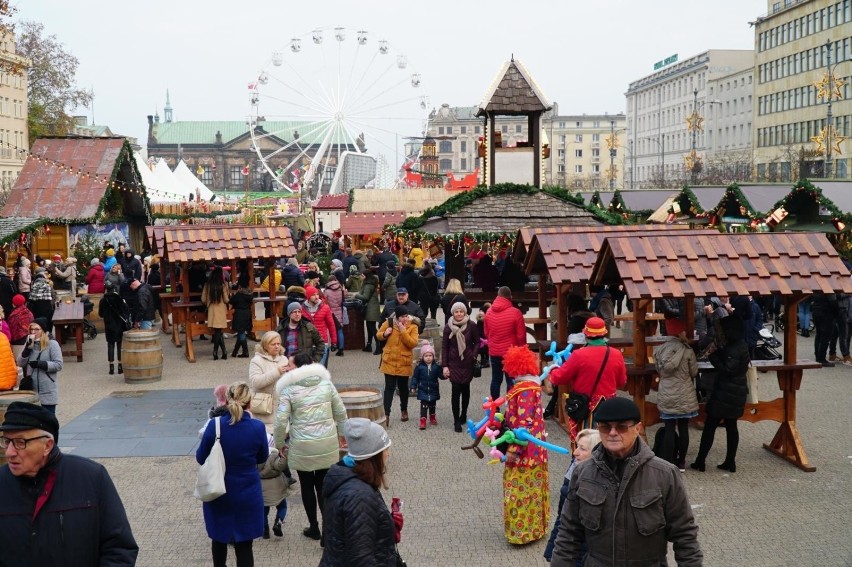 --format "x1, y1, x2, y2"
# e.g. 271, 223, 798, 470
251, 391, 275, 415
194, 417, 227, 502
564, 347, 610, 423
